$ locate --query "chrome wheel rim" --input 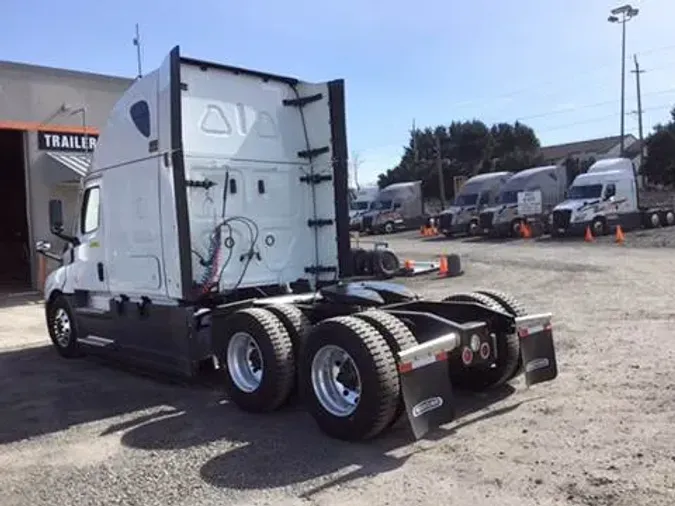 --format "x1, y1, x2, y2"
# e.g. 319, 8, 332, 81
651, 213, 660, 227
593, 221, 604, 236
385, 222, 394, 234
226, 332, 263, 393
667, 212, 675, 226
311, 345, 361, 417
52, 308, 71, 348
